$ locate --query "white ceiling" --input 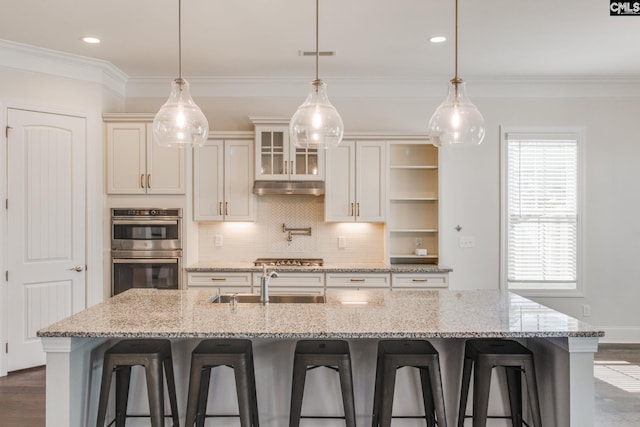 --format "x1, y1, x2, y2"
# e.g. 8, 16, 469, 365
1, 0, 638, 84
